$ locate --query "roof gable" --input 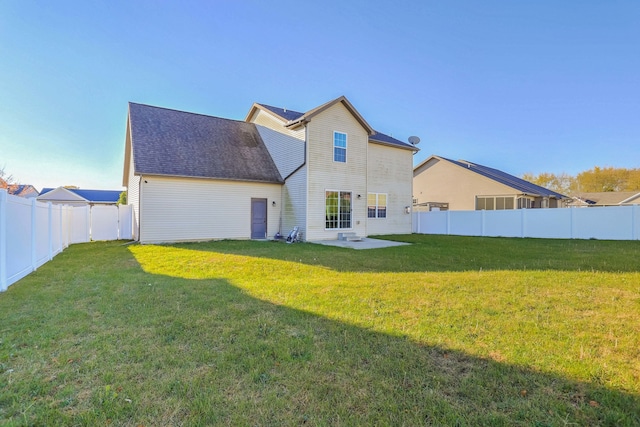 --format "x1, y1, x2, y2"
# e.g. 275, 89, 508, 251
38, 187, 88, 202
285, 96, 375, 135
247, 97, 417, 151
128, 103, 283, 184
